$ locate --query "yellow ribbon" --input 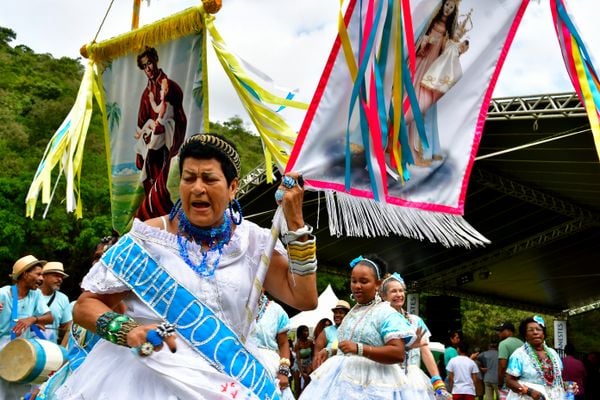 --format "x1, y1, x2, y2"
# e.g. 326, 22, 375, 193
26, 61, 104, 218
571, 36, 600, 160
205, 14, 307, 181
